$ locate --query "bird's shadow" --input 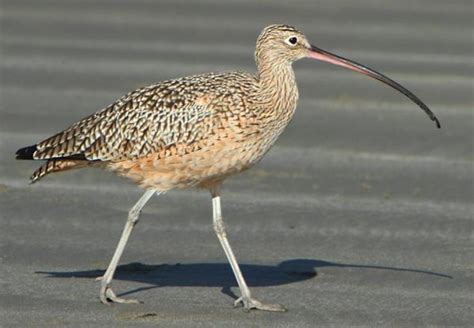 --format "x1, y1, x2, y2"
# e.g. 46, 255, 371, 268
36, 259, 452, 300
